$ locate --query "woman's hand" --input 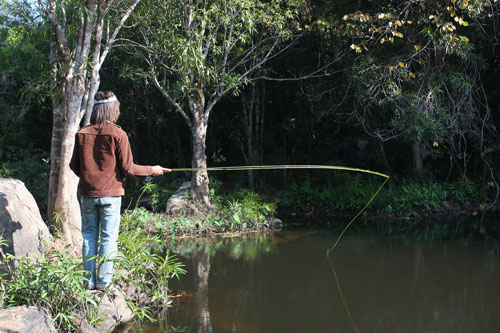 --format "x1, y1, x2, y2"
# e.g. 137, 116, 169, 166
151, 165, 171, 176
